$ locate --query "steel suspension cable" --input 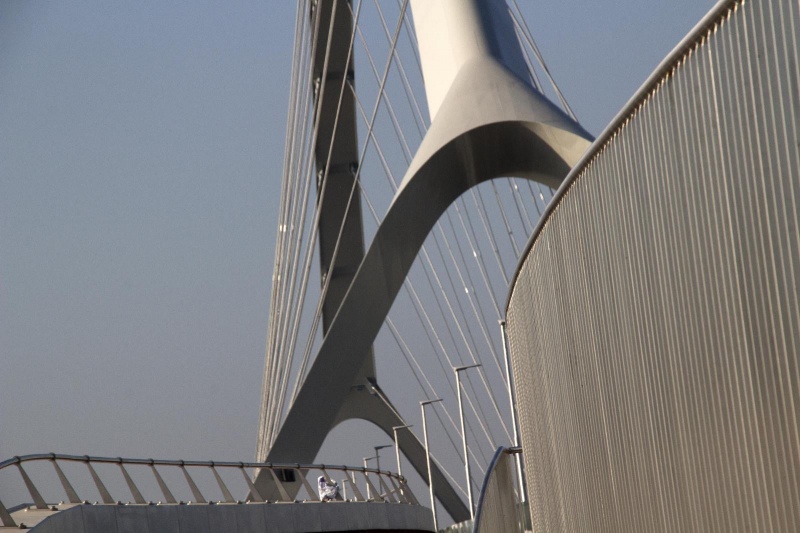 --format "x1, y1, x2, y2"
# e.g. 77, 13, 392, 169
291, 0, 410, 406
271, 0, 356, 439
385, 317, 489, 477
355, 0, 521, 347
372, 0, 428, 136
278, 0, 370, 425
345, 82, 507, 455
367, 0, 522, 298
355, 2, 518, 344
270, 0, 559, 462
344, 69, 514, 446
263, 0, 317, 447
349, 27, 519, 443
435, 213, 512, 442
355, 182, 493, 469
507, 0, 578, 120
282, 0, 368, 412
267, 24, 323, 442
372, 4, 548, 434
260, 0, 306, 456
352, 22, 415, 160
